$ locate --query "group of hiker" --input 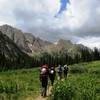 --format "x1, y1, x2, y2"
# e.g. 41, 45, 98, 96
39, 64, 69, 97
